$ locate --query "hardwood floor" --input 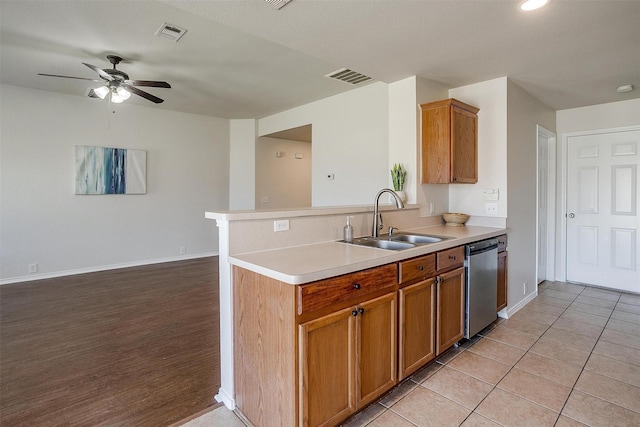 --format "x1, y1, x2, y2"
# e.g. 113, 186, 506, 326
0, 257, 220, 426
